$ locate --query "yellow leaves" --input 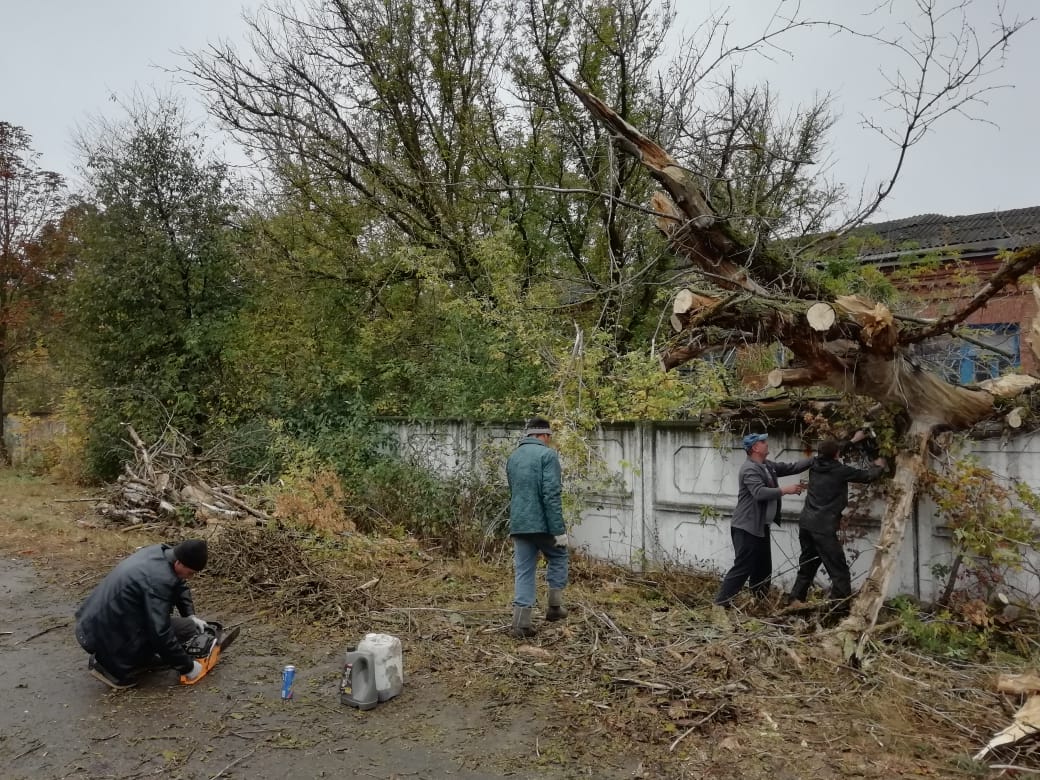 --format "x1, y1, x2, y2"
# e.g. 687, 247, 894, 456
924, 453, 1039, 577
959, 598, 992, 628
271, 468, 354, 537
